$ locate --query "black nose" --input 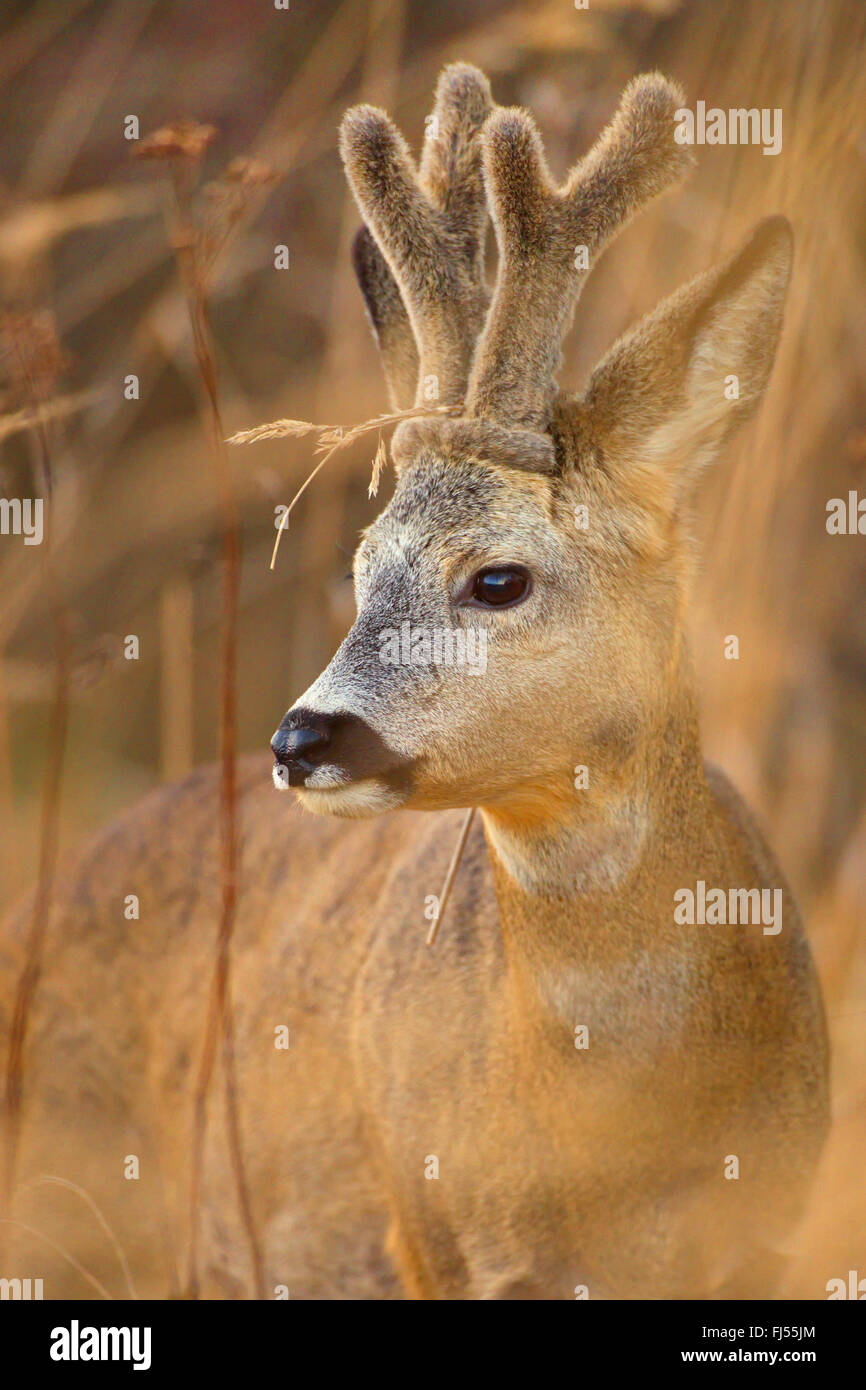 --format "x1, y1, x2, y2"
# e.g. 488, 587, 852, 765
275, 725, 329, 761
271, 710, 332, 783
